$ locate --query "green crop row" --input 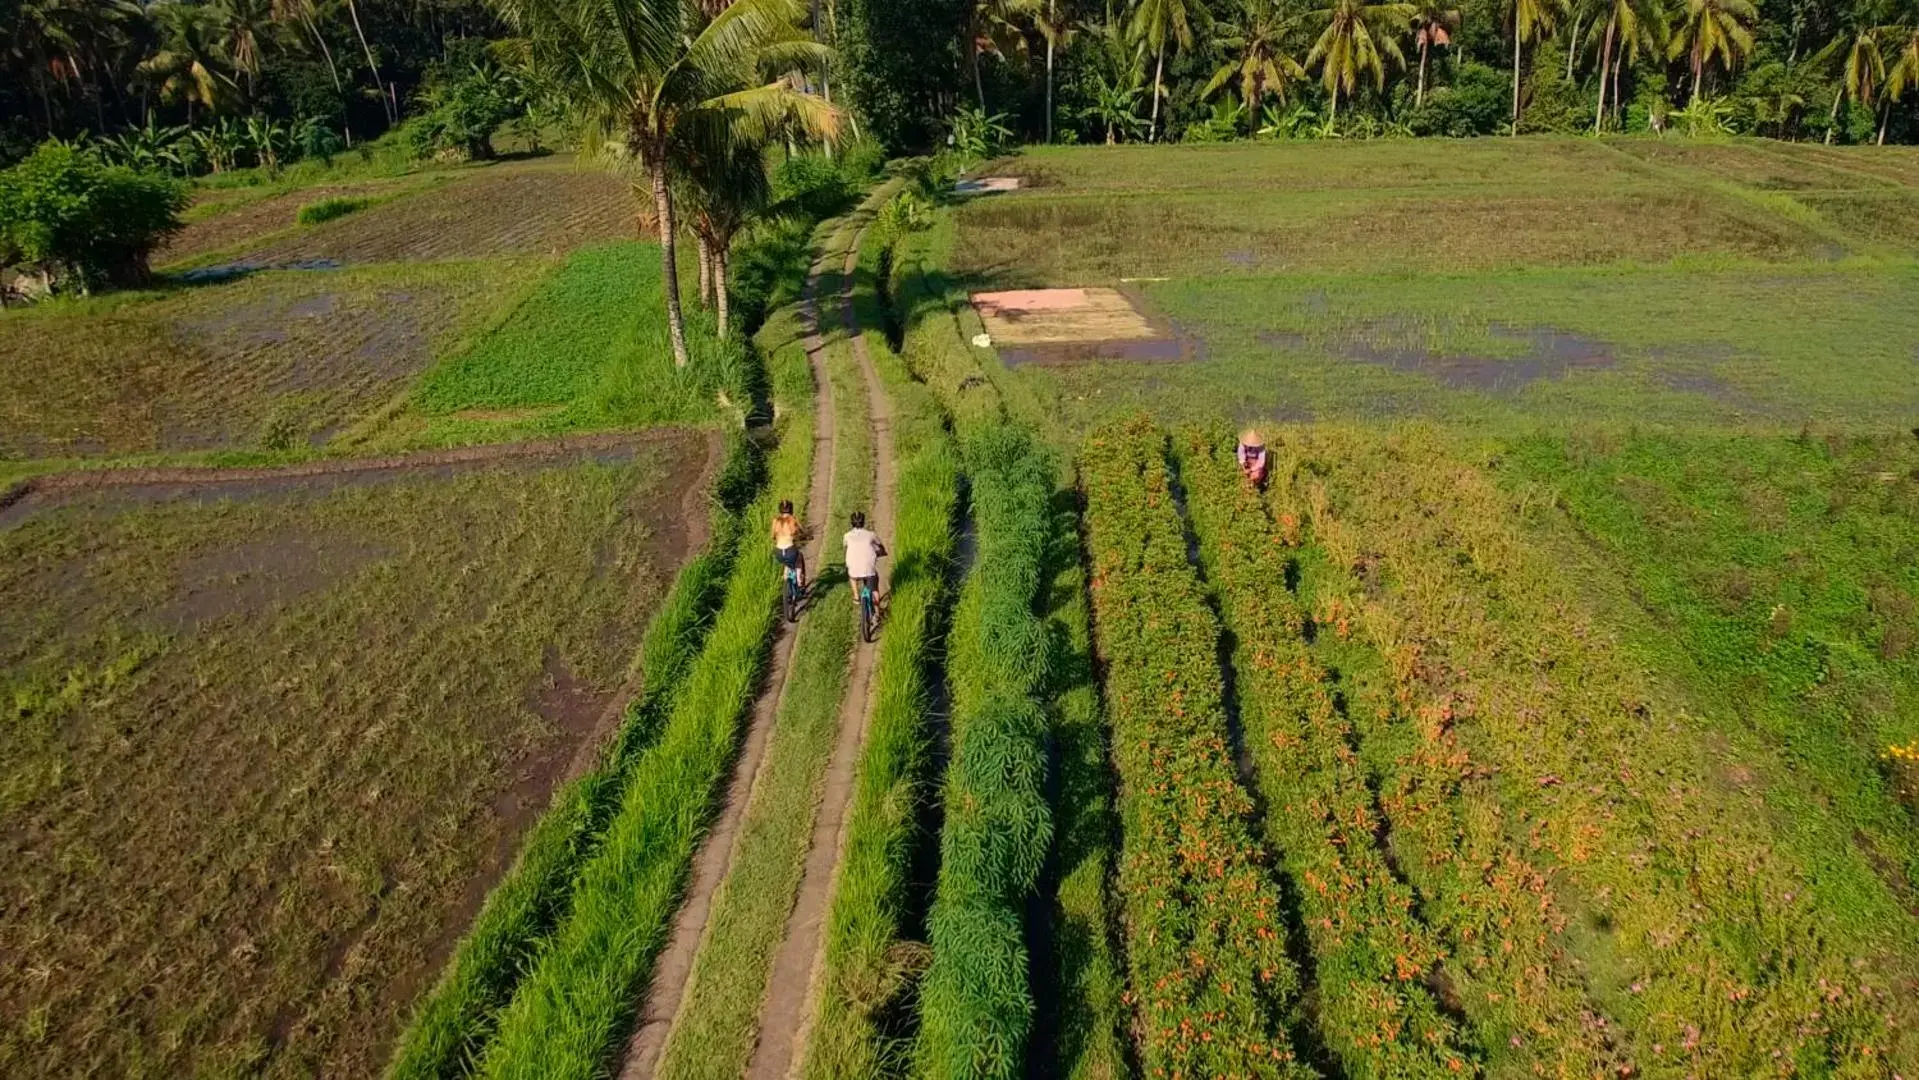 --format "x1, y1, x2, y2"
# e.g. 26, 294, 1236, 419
1173, 430, 1476, 1078
1078, 417, 1308, 1079
295, 194, 373, 225
800, 225, 962, 1079
452, 342, 815, 1080
873, 192, 1127, 1080
384, 439, 749, 1080
915, 424, 1057, 1080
